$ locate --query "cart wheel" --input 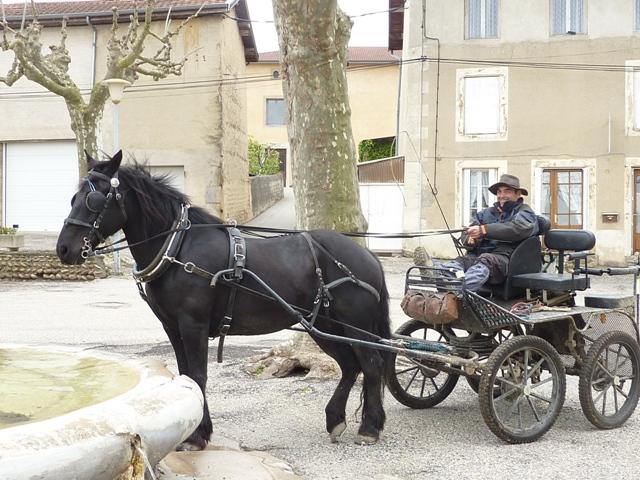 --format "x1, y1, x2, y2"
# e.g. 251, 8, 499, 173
467, 325, 525, 395
386, 320, 458, 409
578, 331, 640, 429
479, 336, 566, 444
